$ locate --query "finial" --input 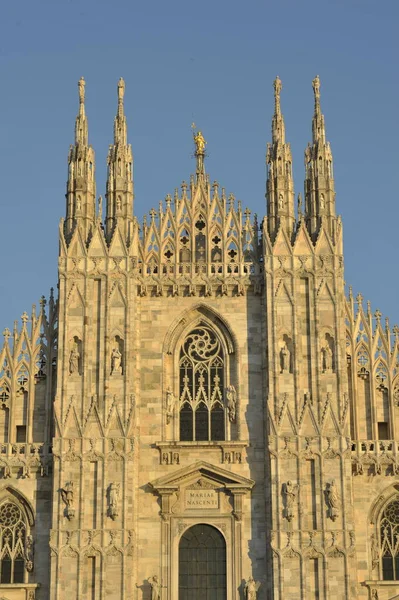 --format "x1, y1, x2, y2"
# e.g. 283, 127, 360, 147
312, 75, 321, 109
78, 77, 85, 107
2, 328, 10, 342
274, 76, 282, 113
